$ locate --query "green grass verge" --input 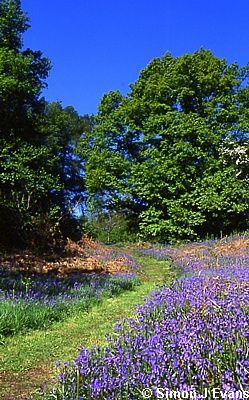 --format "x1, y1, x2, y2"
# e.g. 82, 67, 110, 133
0, 275, 139, 340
